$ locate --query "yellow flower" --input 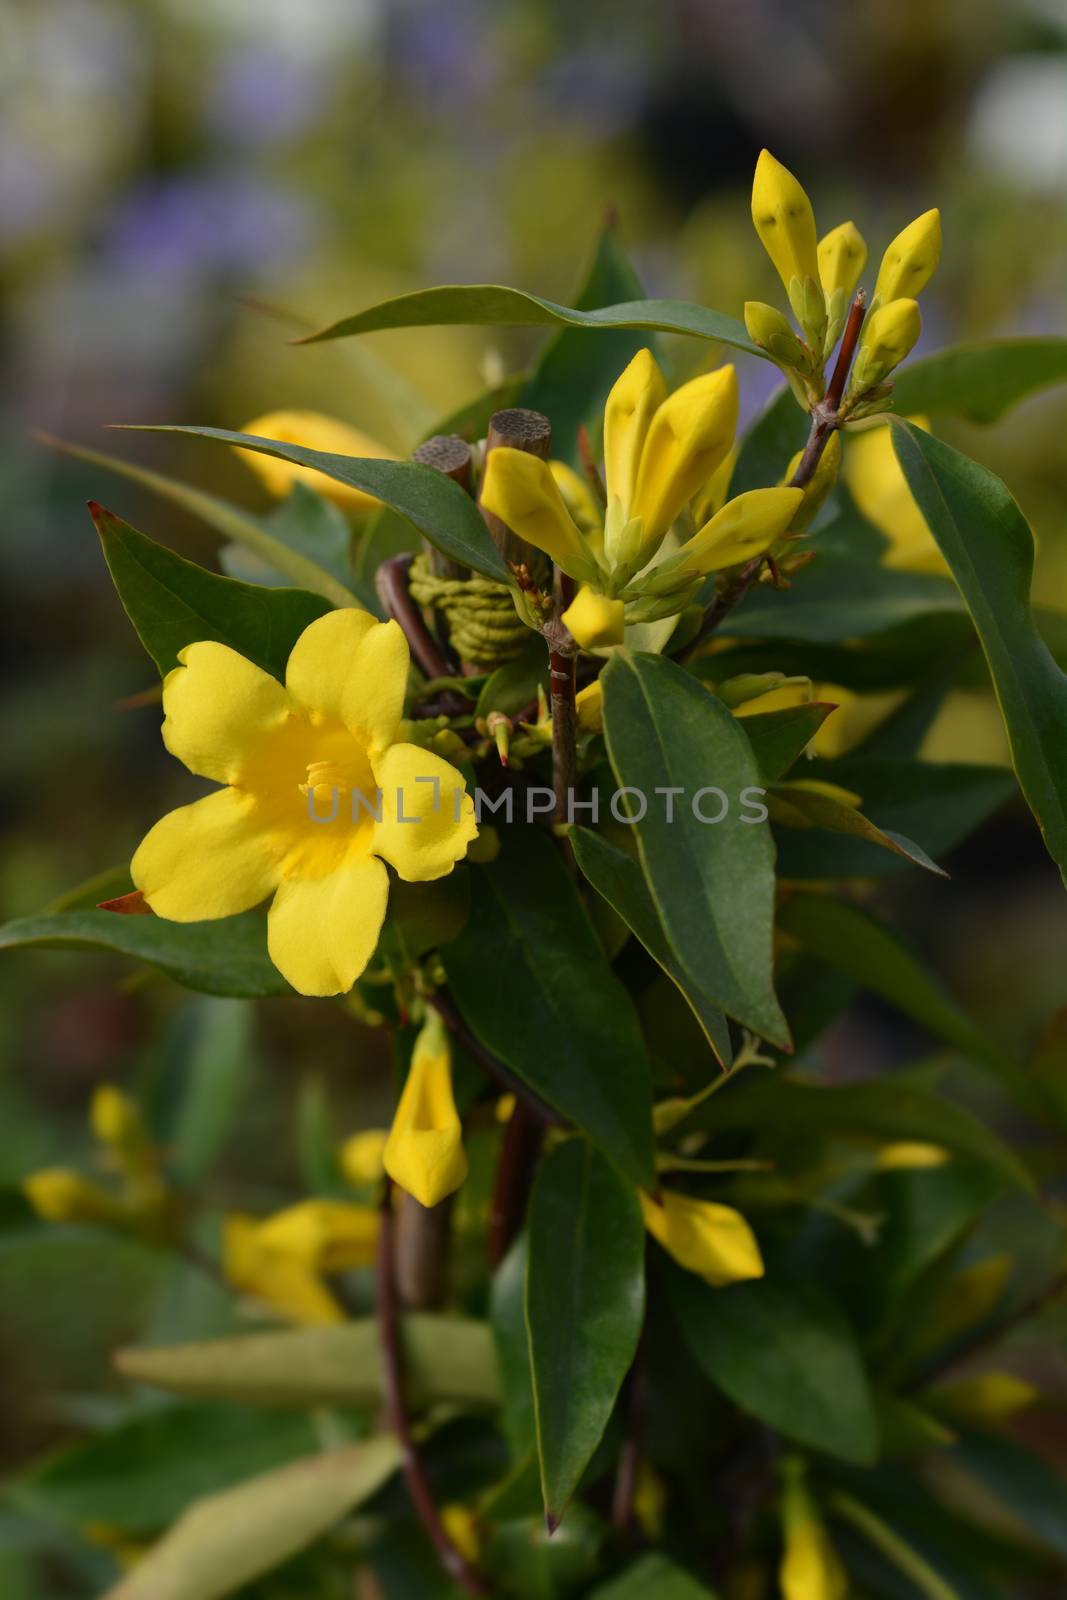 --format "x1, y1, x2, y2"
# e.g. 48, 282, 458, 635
872, 208, 942, 309
562, 588, 626, 650
641, 1191, 764, 1286
383, 1010, 468, 1208
875, 1141, 950, 1171
851, 298, 922, 392
132, 609, 478, 998
90, 1083, 140, 1149
222, 1199, 377, 1326
22, 1168, 120, 1225
628, 365, 739, 553
255, 1198, 378, 1272
818, 221, 868, 301
479, 448, 595, 579
660, 488, 804, 583
751, 150, 820, 297
340, 1129, 389, 1187
780, 1514, 848, 1600
603, 345, 667, 512
844, 417, 947, 575
575, 679, 604, 733
440, 1505, 481, 1564
236, 410, 394, 513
